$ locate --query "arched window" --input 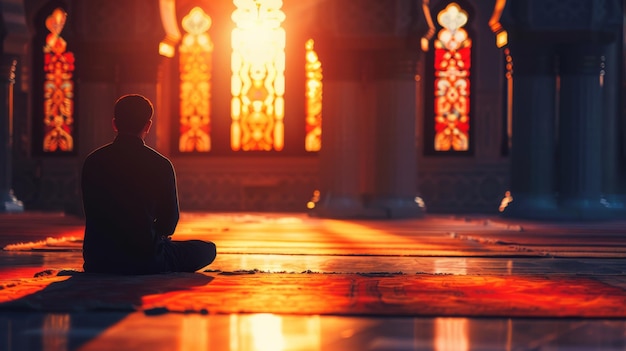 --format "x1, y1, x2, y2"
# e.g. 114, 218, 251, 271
230, 0, 286, 151
178, 7, 213, 152
42, 8, 75, 153
305, 38, 322, 152
432, 2, 471, 153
